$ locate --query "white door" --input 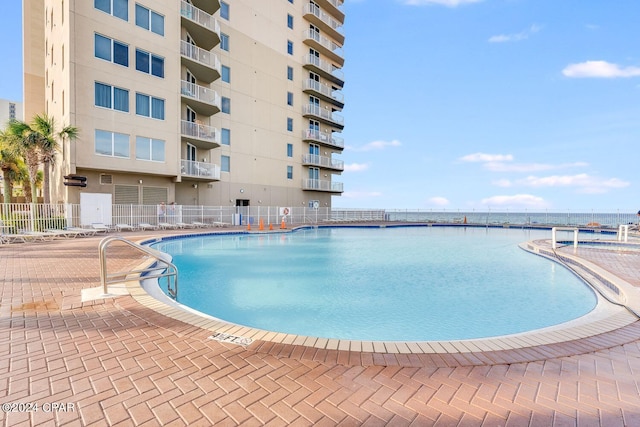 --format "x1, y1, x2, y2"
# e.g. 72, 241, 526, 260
80, 193, 113, 226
